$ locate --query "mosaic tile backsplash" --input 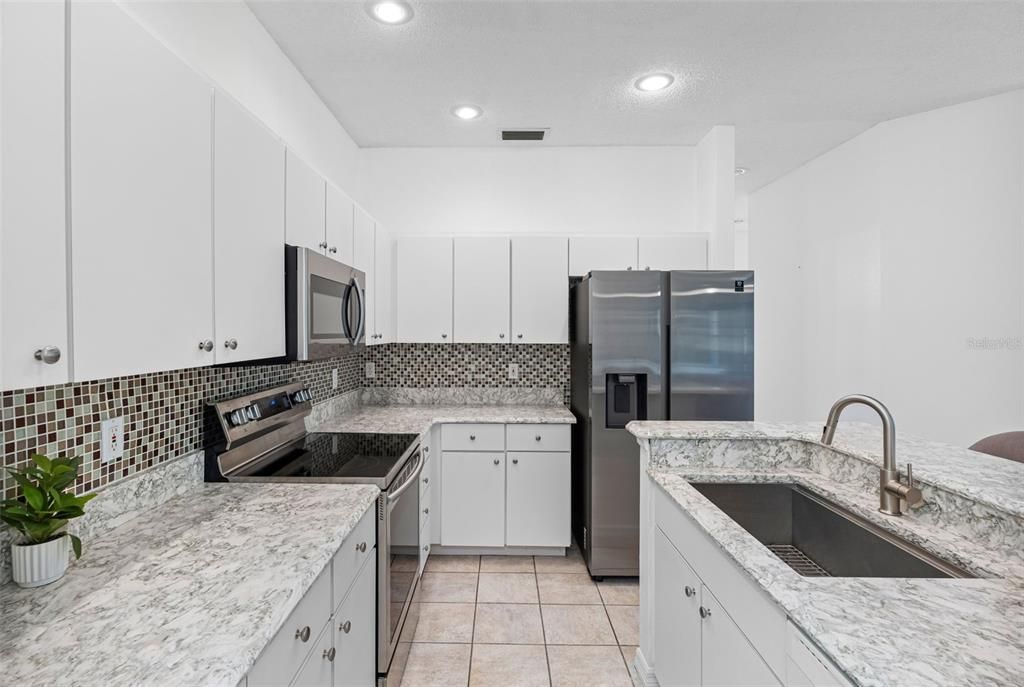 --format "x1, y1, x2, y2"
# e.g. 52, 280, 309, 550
1, 343, 569, 501
1, 353, 362, 501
